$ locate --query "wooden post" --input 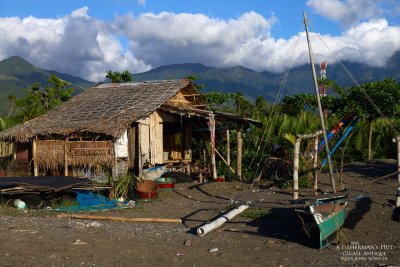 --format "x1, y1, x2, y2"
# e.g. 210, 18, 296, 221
64, 138, 68, 176
293, 137, 301, 200
304, 12, 336, 194
32, 137, 38, 177
226, 126, 230, 181
393, 136, 400, 207
138, 124, 142, 178
209, 115, 217, 180
237, 127, 243, 182
313, 136, 319, 196
339, 147, 346, 189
